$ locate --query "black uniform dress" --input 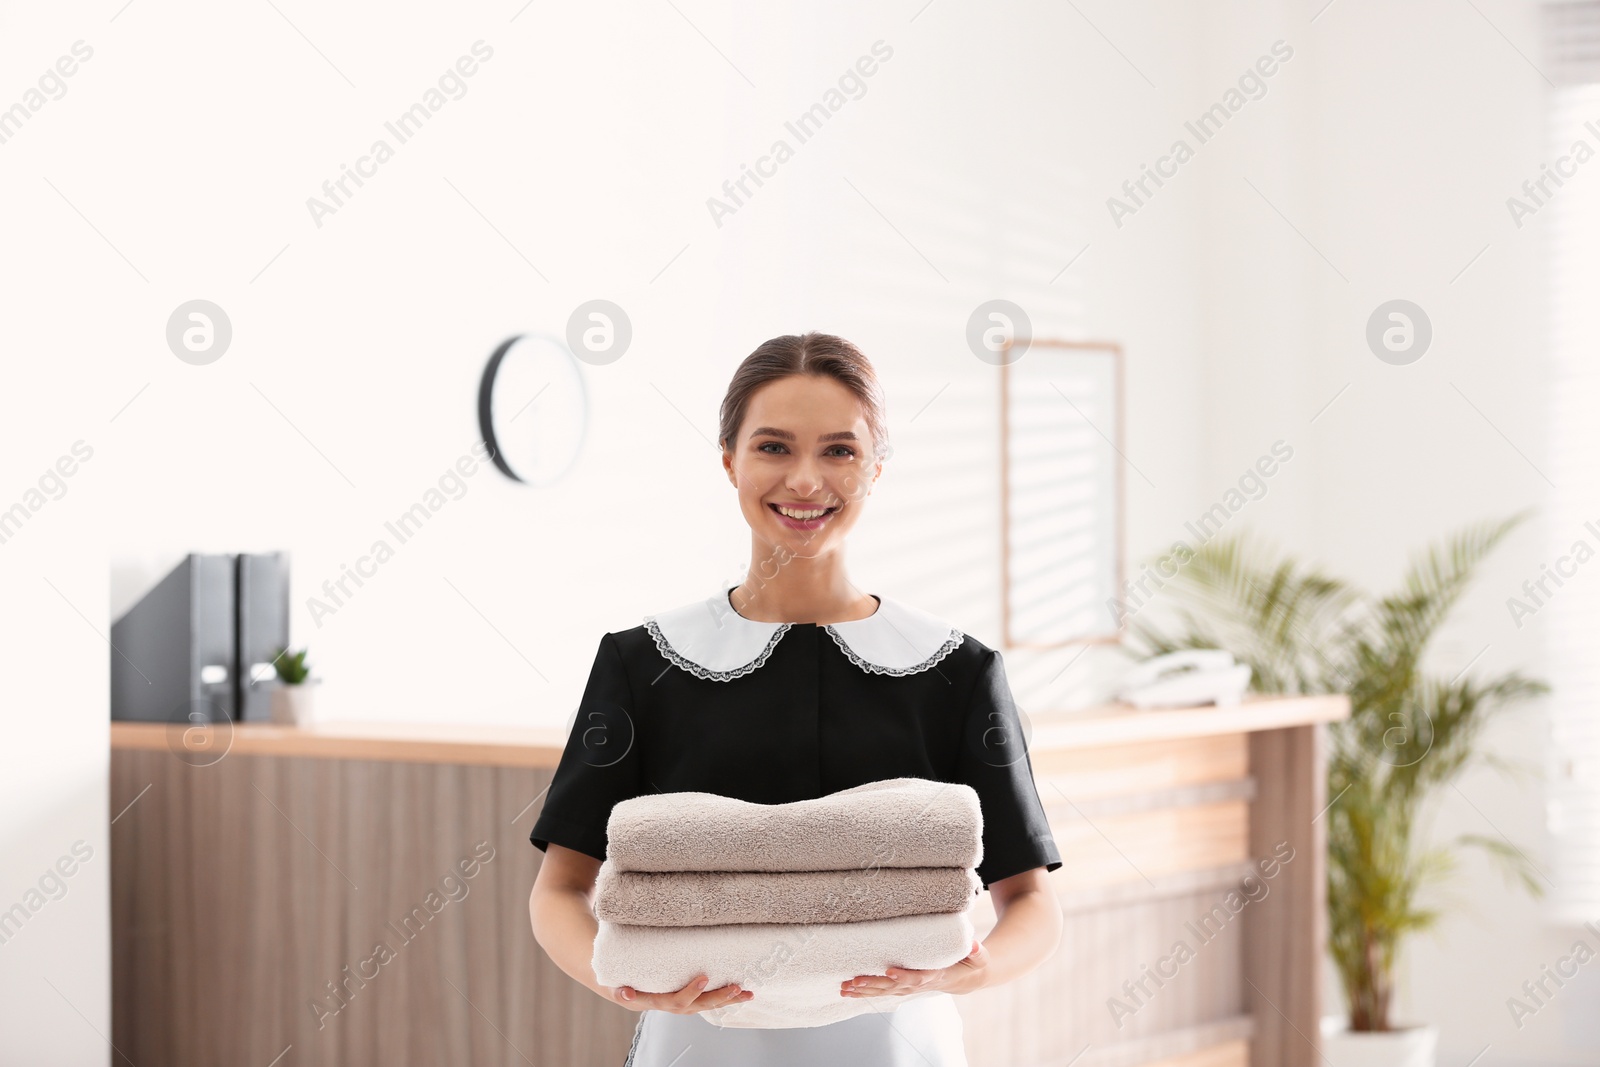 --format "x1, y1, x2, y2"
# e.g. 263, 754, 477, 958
529, 585, 1063, 1067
